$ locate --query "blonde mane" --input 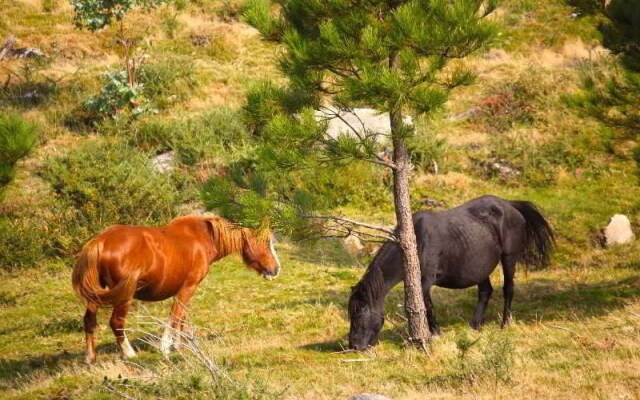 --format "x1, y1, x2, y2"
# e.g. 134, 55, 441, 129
201, 216, 270, 255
